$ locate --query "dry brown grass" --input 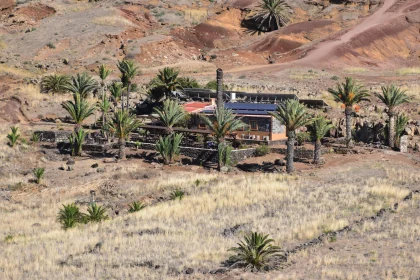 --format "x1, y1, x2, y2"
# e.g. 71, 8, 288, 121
0, 159, 416, 279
